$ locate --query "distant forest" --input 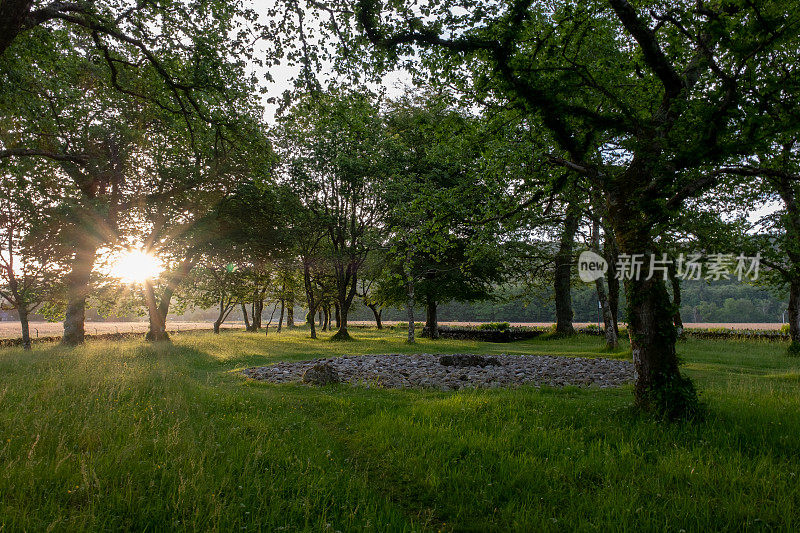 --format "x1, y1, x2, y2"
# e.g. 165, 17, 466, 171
345, 279, 789, 325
